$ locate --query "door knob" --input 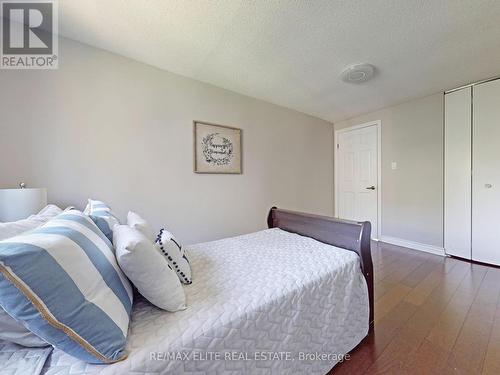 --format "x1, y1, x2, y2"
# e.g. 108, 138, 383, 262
366, 186, 376, 190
